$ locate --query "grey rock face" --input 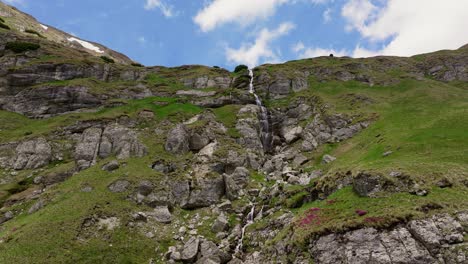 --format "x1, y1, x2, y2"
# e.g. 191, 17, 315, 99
310, 213, 466, 264
108, 180, 130, 193
236, 105, 264, 152
12, 137, 52, 170
281, 126, 303, 144
198, 240, 231, 264
165, 124, 190, 154
181, 177, 225, 209
75, 125, 146, 170
189, 133, 211, 151
224, 167, 249, 200
353, 173, 385, 197
1, 86, 101, 118
74, 127, 102, 170
100, 125, 147, 159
